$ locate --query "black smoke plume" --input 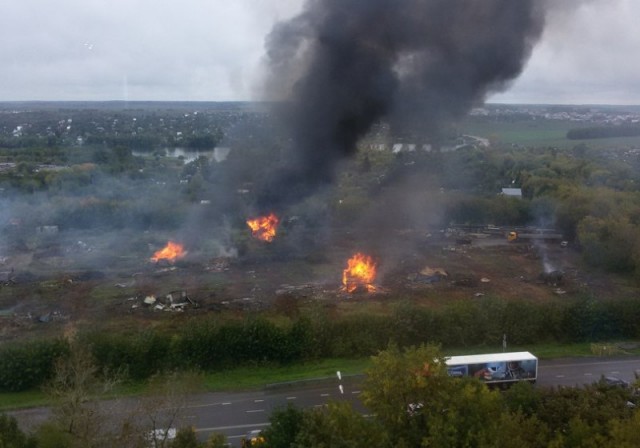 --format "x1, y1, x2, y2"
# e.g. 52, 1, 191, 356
259, 0, 545, 210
